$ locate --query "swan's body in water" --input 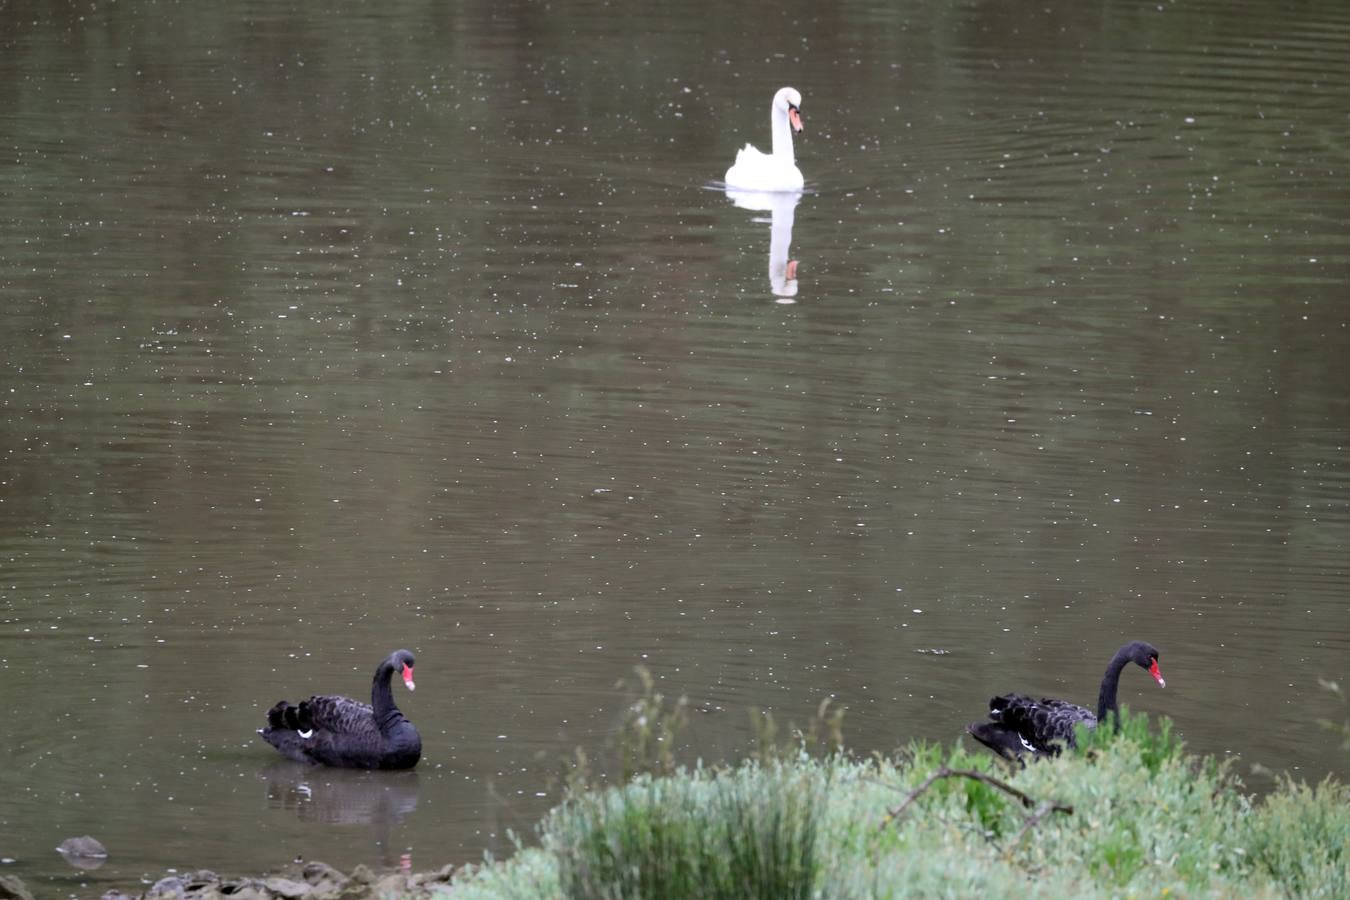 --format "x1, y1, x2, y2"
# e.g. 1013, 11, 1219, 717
259, 649, 422, 770
967, 641, 1165, 760
725, 87, 804, 192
